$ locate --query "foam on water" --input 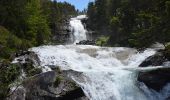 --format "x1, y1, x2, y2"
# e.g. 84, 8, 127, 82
29, 15, 170, 100
30, 45, 170, 100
